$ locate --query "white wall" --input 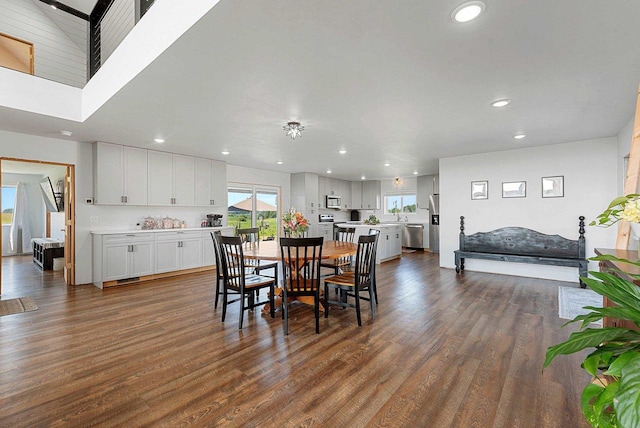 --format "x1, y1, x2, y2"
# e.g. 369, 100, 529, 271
0, 0, 87, 87
616, 115, 635, 195
439, 137, 618, 283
